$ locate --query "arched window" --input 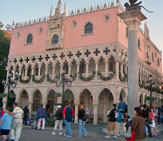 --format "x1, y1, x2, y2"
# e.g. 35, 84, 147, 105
51, 35, 59, 44
84, 23, 93, 34
26, 34, 33, 44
